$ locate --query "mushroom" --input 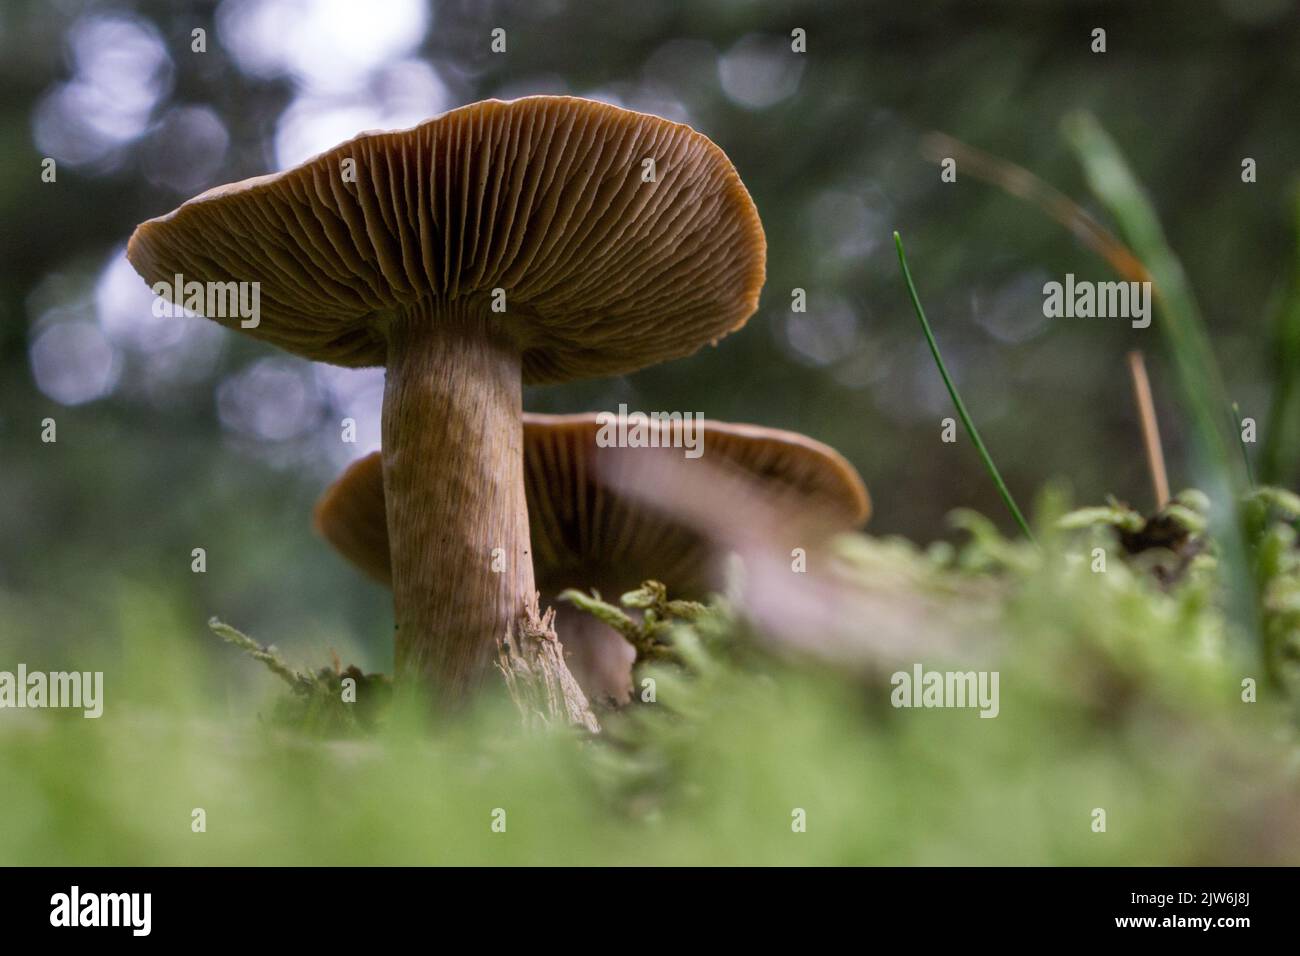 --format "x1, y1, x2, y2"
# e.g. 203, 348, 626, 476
314, 413, 870, 702
127, 97, 766, 705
